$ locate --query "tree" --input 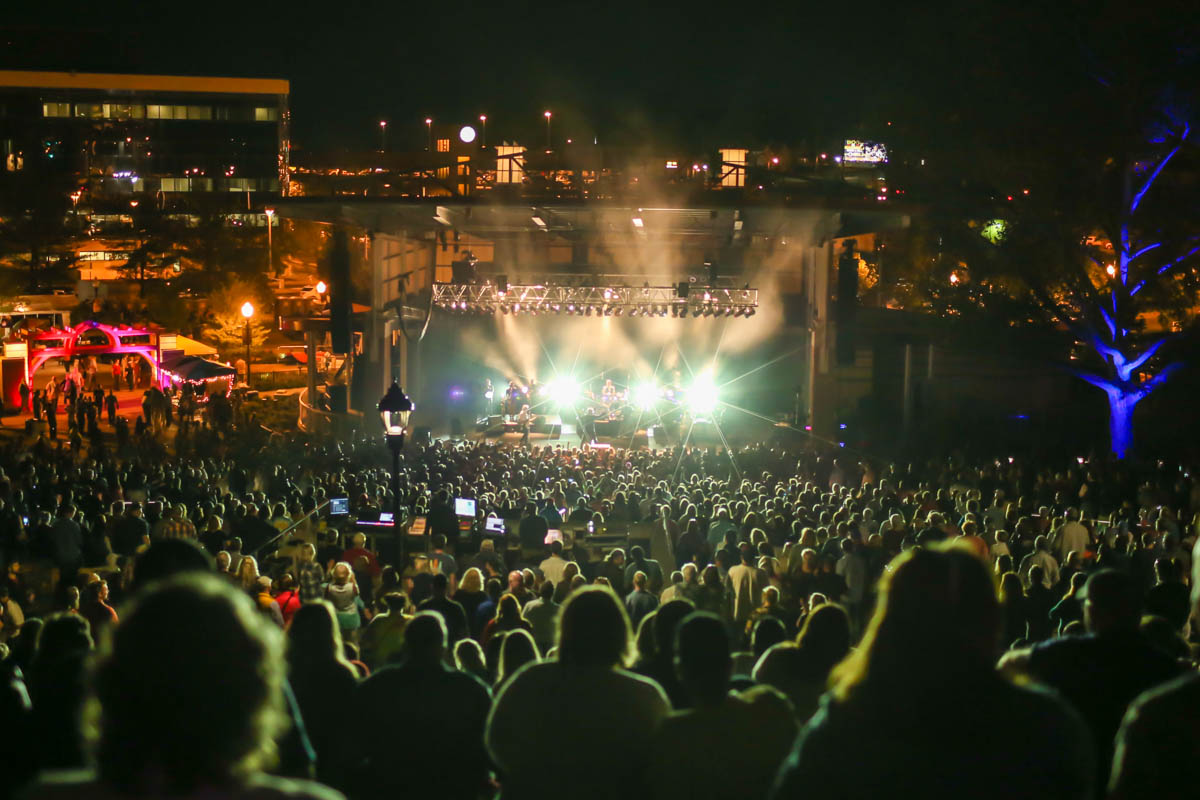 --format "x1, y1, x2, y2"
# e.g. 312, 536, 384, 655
204, 278, 271, 357
877, 0, 1200, 459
